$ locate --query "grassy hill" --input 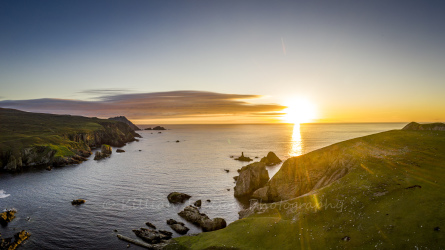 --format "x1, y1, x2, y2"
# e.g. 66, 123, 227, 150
0, 108, 139, 171
168, 129, 445, 249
